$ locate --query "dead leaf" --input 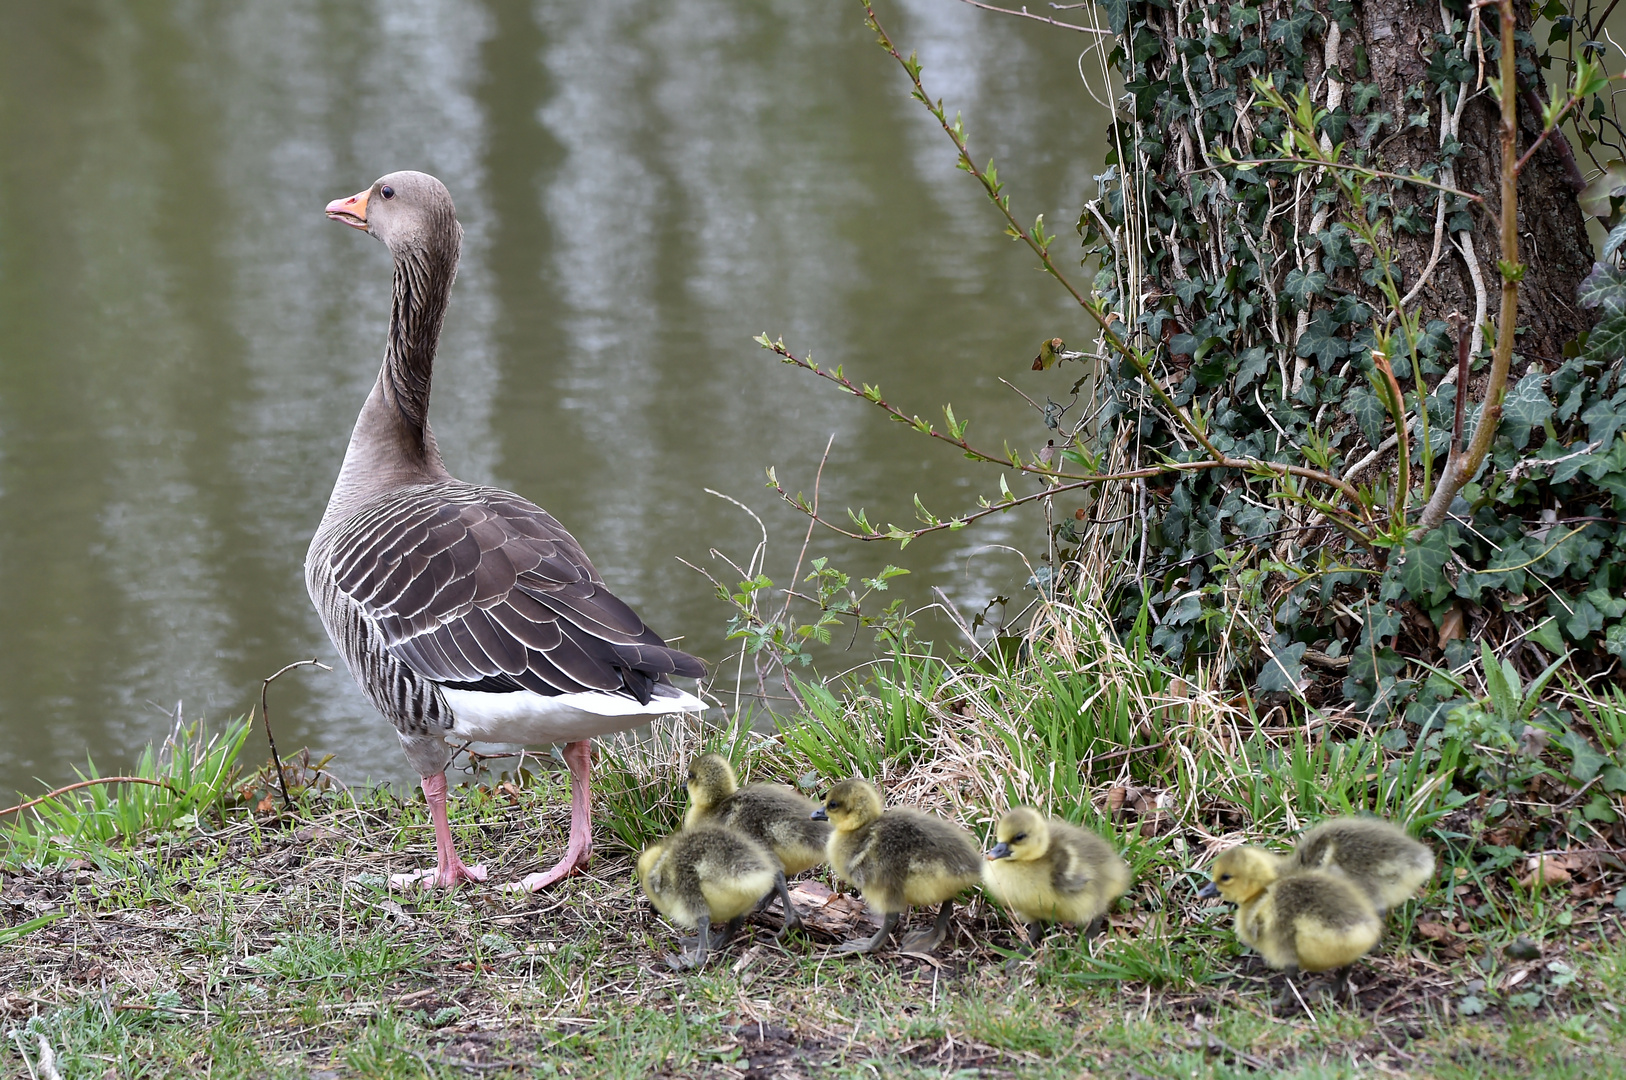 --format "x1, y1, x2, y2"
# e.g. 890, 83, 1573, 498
1415, 920, 1456, 944
1517, 855, 1574, 889
1436, 604, 1466, 649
